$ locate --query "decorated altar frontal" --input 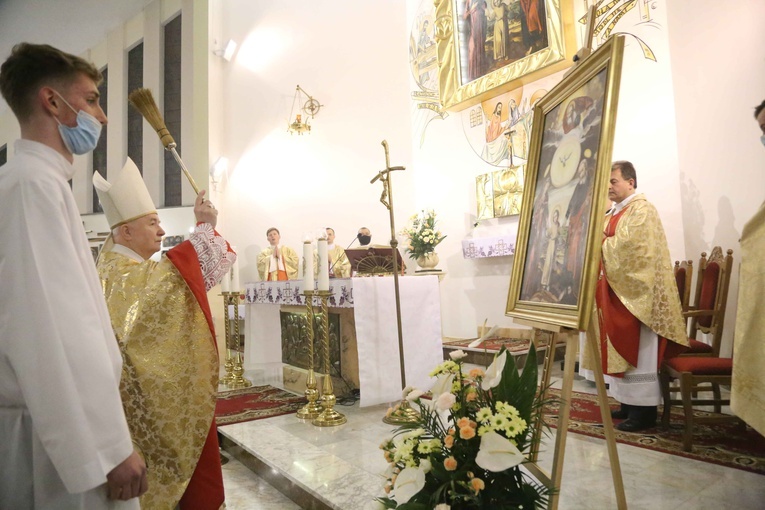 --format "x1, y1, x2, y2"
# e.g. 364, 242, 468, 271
244, 275, 444, 407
